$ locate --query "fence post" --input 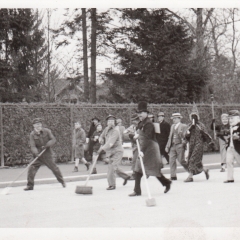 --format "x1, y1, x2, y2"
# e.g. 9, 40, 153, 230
0, 104, 4, 167
70, 105, 74, 163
